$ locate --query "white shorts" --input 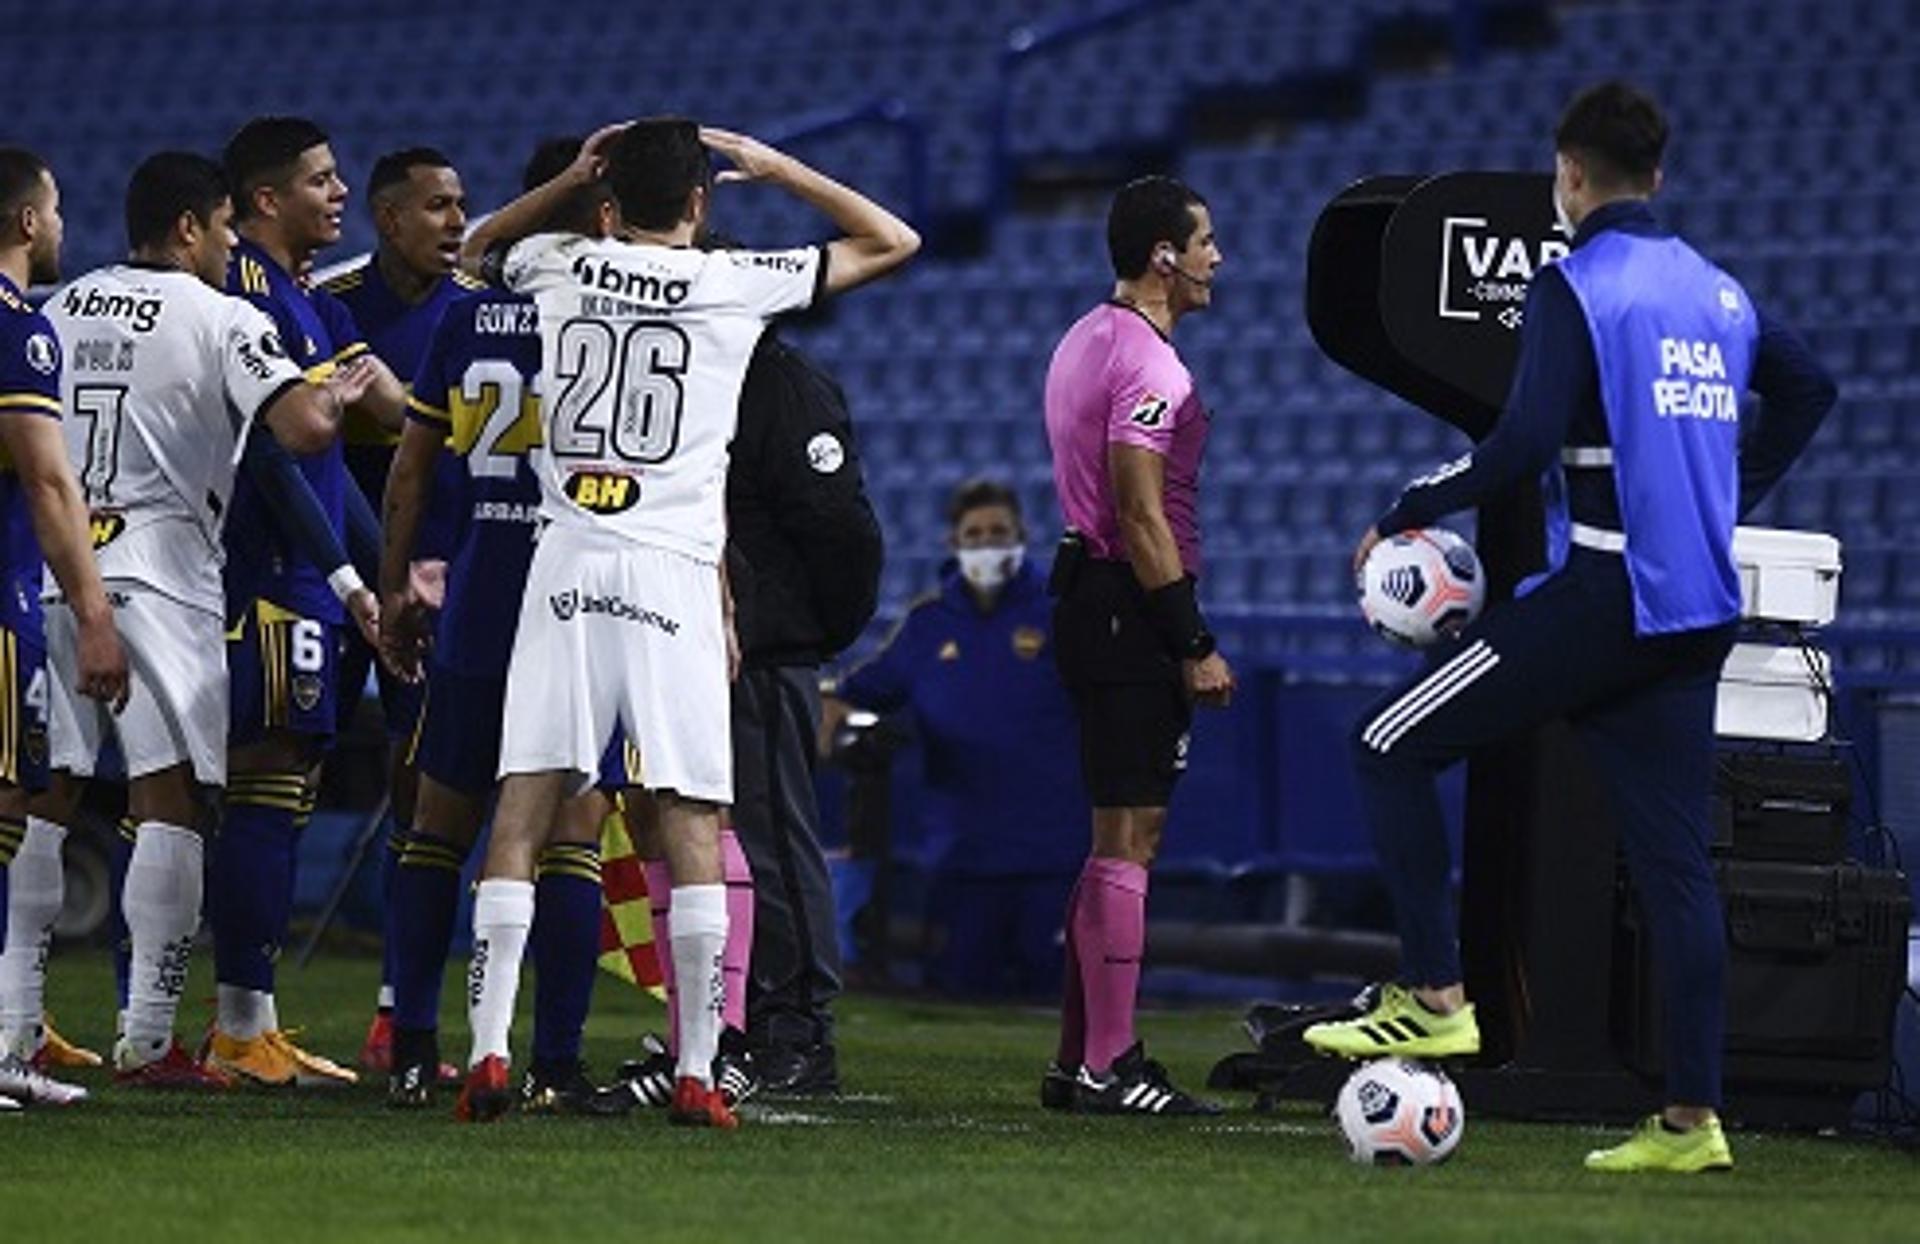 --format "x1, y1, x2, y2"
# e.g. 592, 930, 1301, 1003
497, 527, 730, 803
46, 586, 227, 786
